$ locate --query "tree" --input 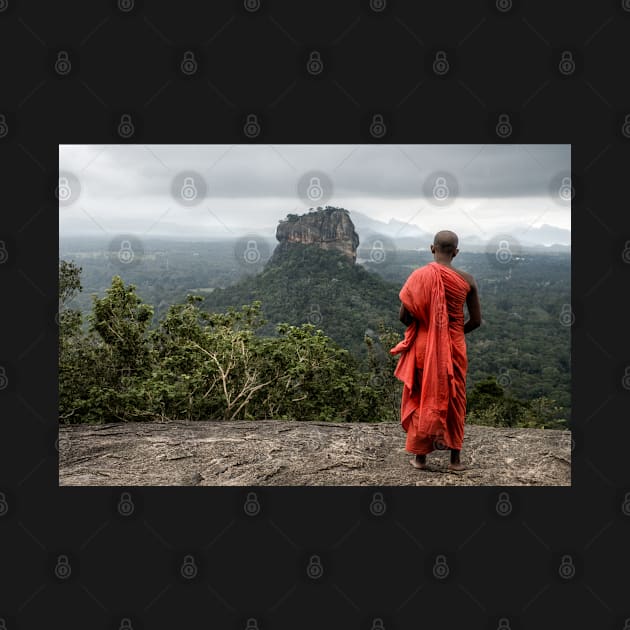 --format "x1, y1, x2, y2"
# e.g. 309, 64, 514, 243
58, 246, 569, 429
59, 259, 82, 307
89, 275, 153, 378
59, 260, 86, 422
